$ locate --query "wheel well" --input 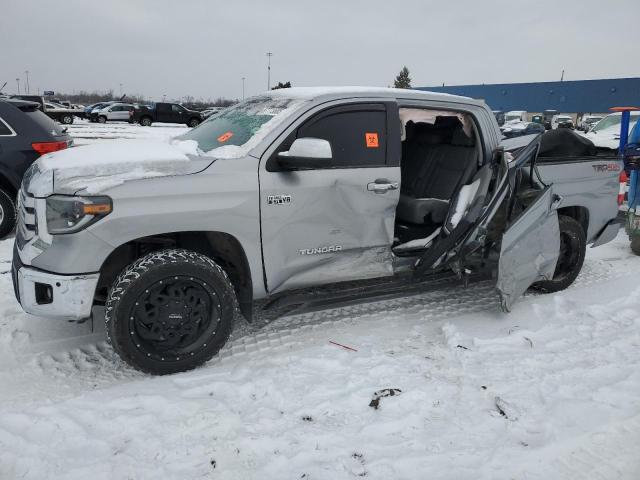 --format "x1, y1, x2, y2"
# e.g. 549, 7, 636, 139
557, 206, 589, 237
96, 231, 253, 321
0, 174, 17, 198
